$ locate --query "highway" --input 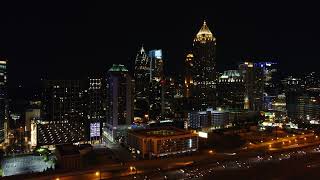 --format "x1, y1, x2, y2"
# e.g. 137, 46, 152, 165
6, 133, 320, 180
